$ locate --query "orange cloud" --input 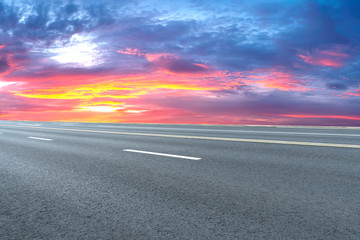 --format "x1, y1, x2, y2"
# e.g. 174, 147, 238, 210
12, 83, 140, 100
8, 70, 230, 121
7, 67, 314, 122
2, 63, 326, 124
